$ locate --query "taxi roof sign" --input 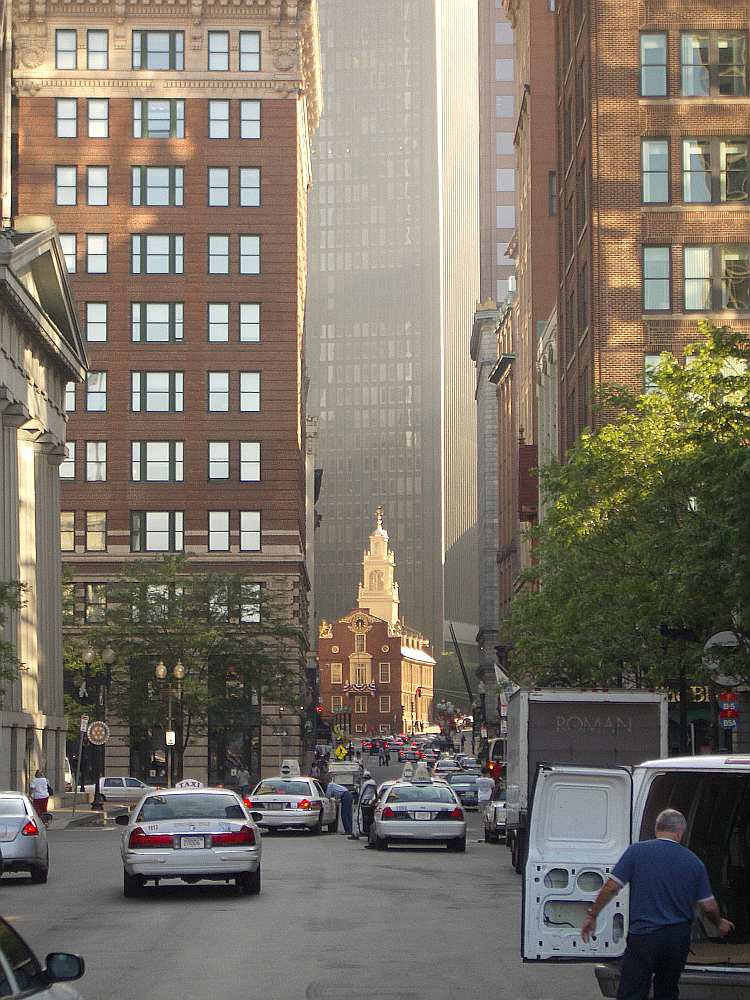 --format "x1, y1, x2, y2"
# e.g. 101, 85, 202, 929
280, 759, 301, 778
